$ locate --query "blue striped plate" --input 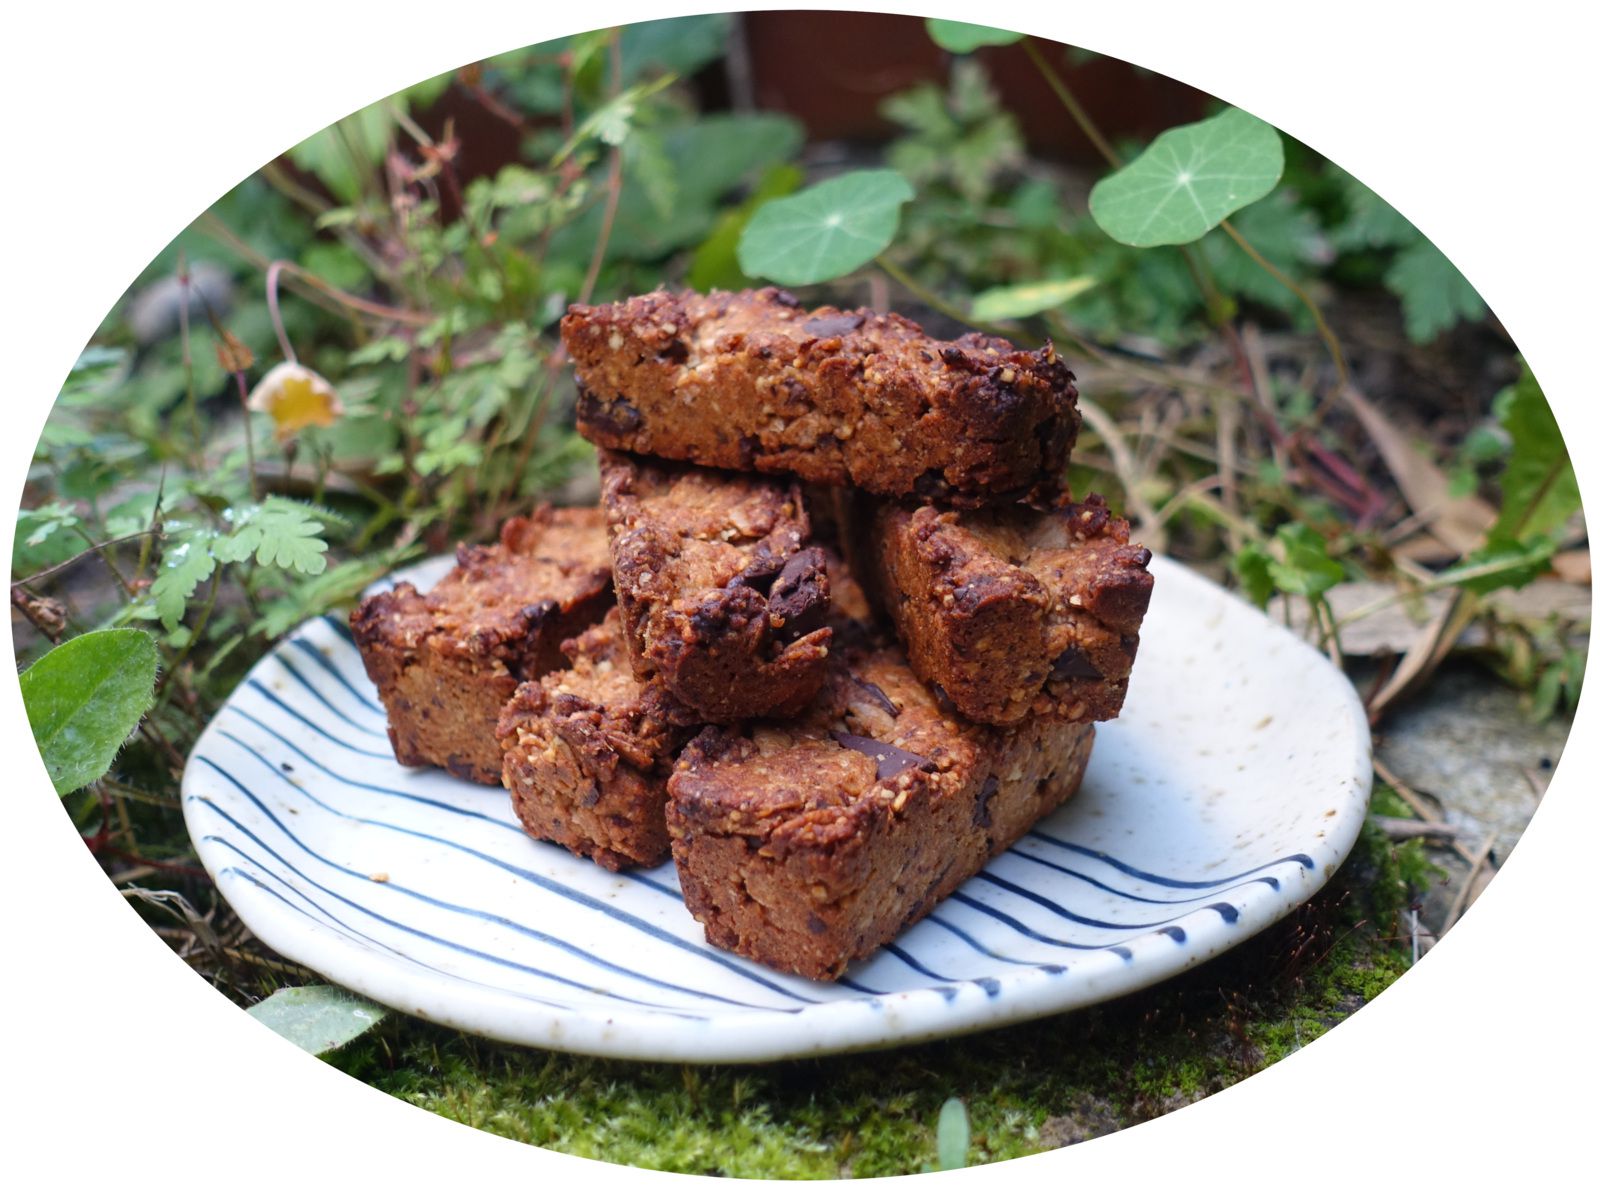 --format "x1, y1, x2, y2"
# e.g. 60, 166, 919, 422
183, 556, 1371, 1062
